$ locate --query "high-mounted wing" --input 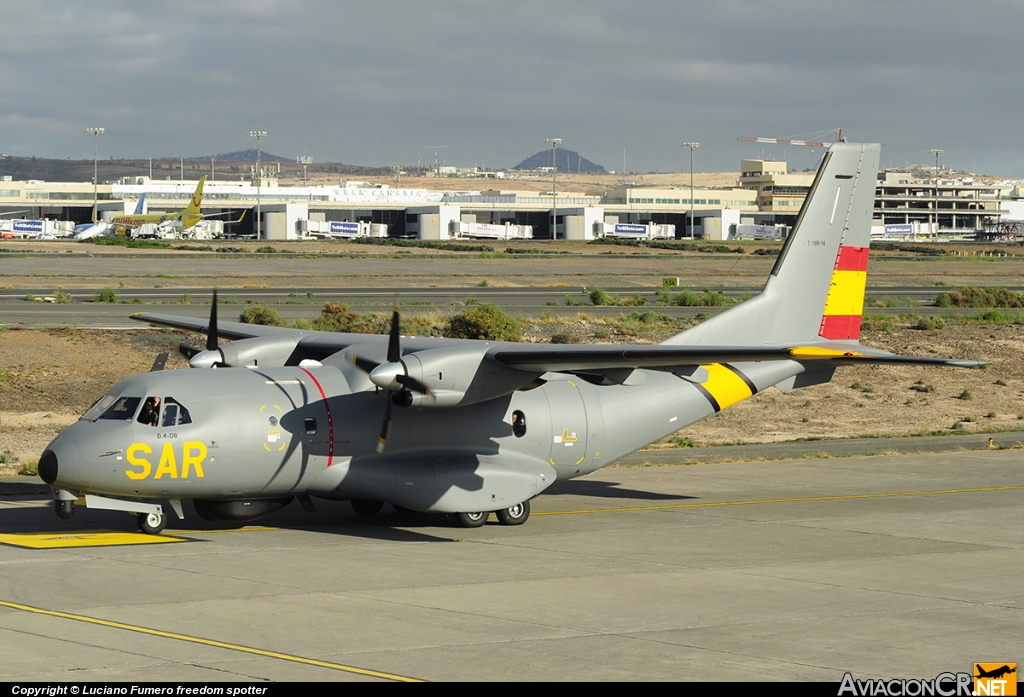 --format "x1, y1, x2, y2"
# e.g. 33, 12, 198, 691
488, 343, 986, 372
